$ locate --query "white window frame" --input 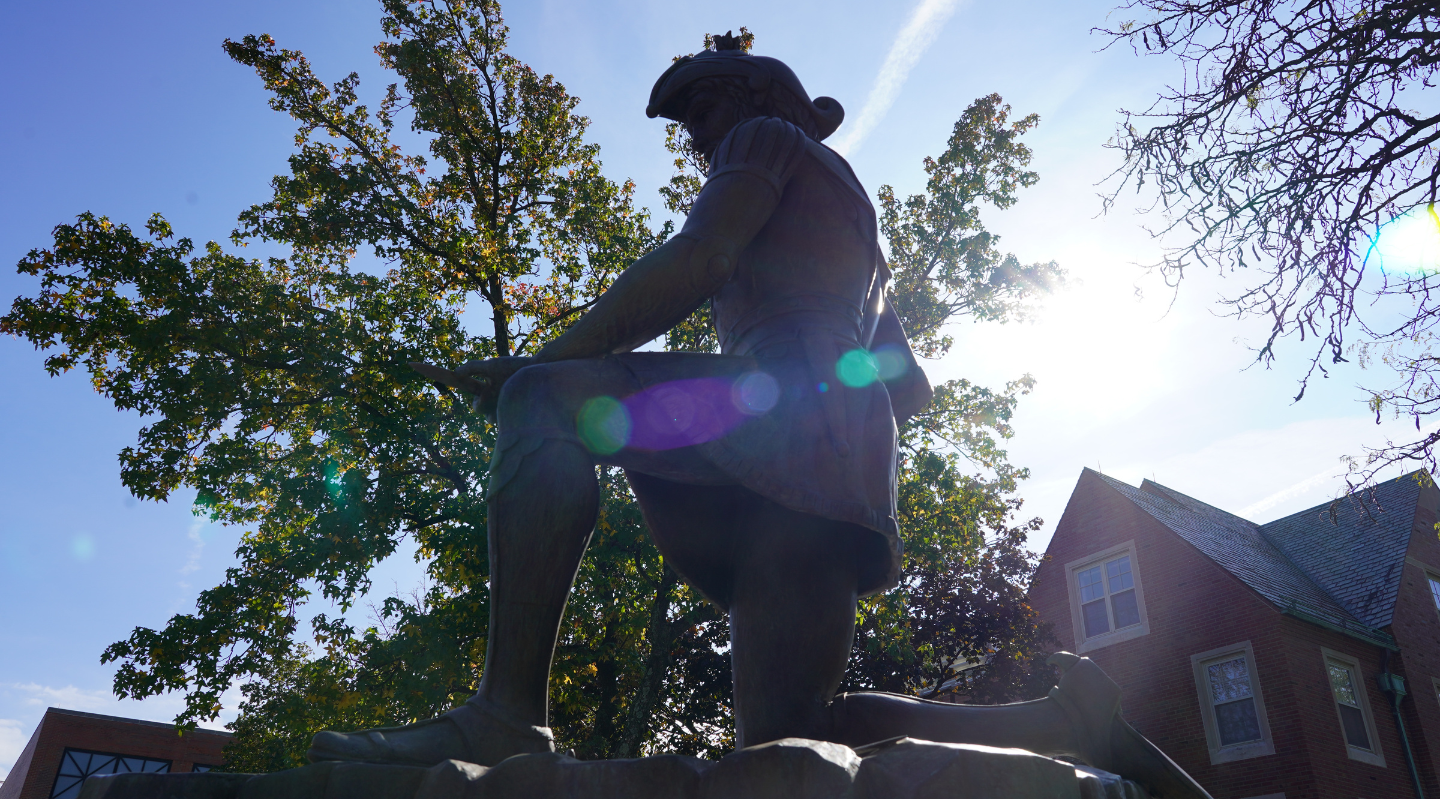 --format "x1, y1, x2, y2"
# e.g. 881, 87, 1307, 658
1064, 540, 1150, 653
1321, 648, 1386, 768
1190, 640, 1276, 764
